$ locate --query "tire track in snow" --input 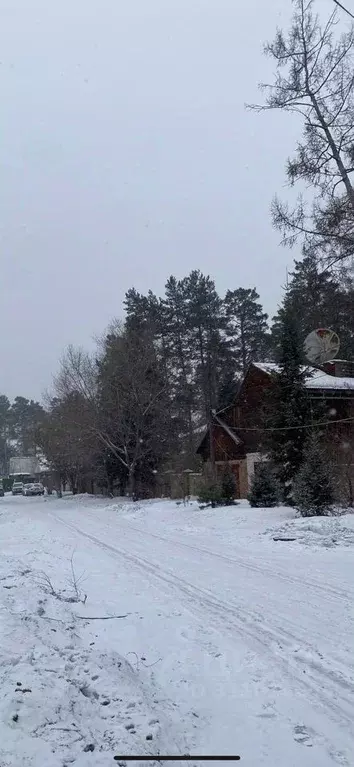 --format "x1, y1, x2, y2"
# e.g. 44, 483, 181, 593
65, 510, 354, 673
114, 519, 354, 676
48, 511, 354, 734
114, 519, 351, 603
